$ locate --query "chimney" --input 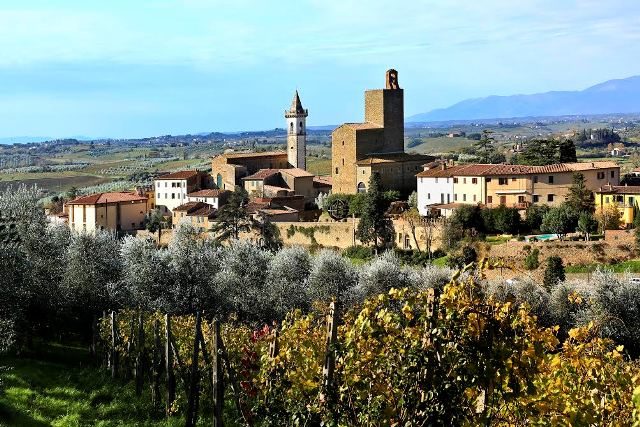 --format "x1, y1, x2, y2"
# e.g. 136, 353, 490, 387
441, 163, 447, 170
